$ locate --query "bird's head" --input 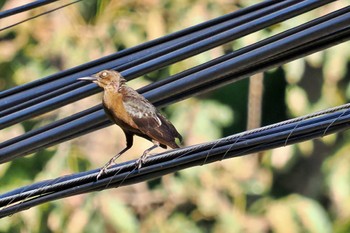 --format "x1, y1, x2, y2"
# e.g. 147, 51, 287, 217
78, 70, 126, 90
